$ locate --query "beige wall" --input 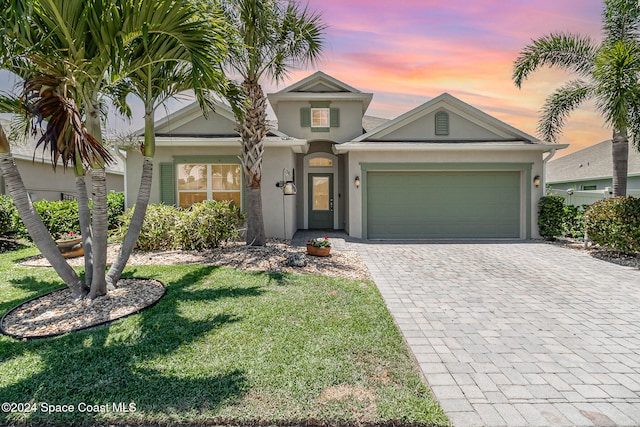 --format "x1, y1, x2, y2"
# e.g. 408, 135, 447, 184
3, 158, 123, 201
276, 100, 364, 143
127, 145, 298, 239
344, 149, 545, 240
